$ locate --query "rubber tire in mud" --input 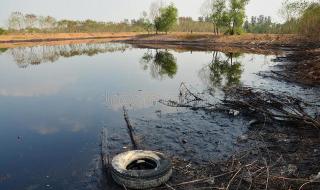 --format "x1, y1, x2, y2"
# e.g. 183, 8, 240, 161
111, 150, 172, 189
